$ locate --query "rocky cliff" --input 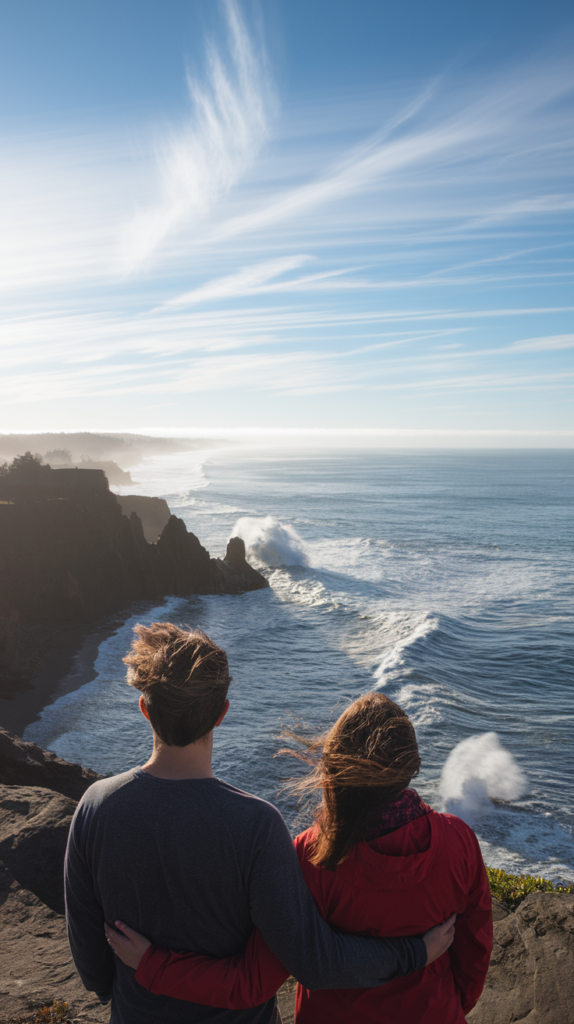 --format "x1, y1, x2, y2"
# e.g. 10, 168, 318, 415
0, 467, 267, 682
116, 495, 171, 543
